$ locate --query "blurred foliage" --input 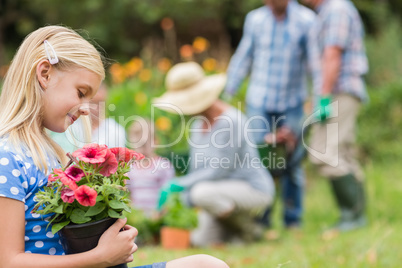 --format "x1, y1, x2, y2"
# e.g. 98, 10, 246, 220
1, 0, 401, 66
161, 193, 198, 230
357, 13, 402, 164
106, 56, 189, 154
358, 80, 402, 164
365, 16, 402, 87
0, 0, 262, 65
125, 208, 163, 245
